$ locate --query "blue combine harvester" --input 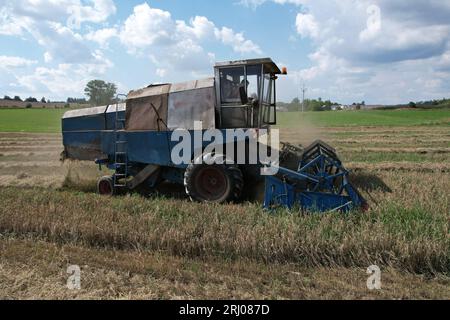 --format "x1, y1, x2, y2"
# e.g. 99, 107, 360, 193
62, 58, 366, 212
